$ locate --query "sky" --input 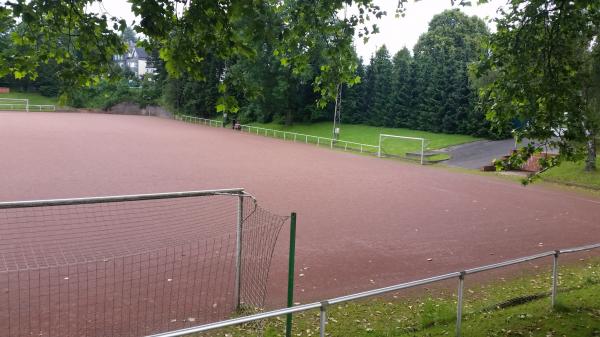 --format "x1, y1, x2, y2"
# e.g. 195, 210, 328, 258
92, 0, 506, 60
350, 0, 506, 60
